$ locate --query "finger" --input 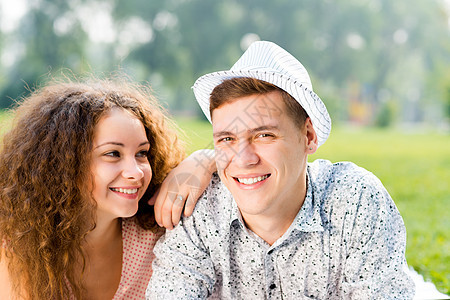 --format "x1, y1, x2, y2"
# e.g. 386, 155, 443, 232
161, 192, 177, 230
153, 188, 165, 227
148, 188, 159, 206
183, 185, 203, 217
183, 193, 195, 217
154, 170, 175, 226
171, 194, 186, 226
